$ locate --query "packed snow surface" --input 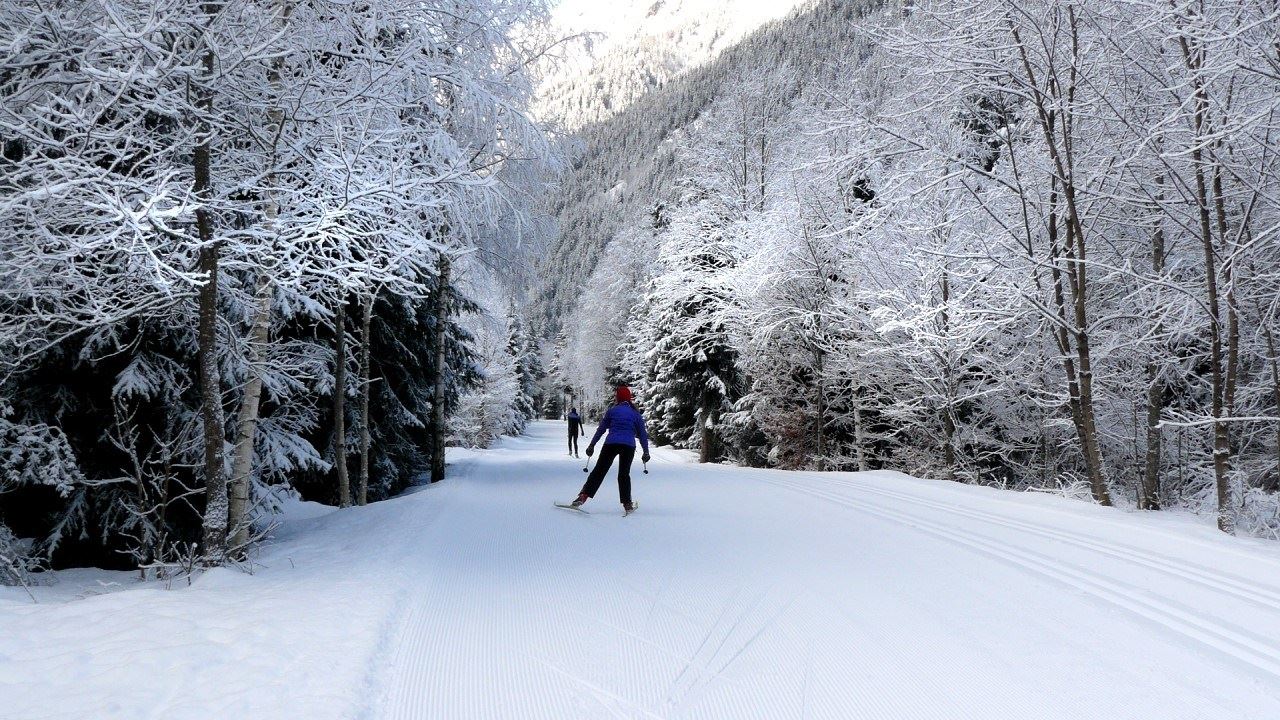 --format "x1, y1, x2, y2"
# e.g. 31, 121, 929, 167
4, 421, 1280, 719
